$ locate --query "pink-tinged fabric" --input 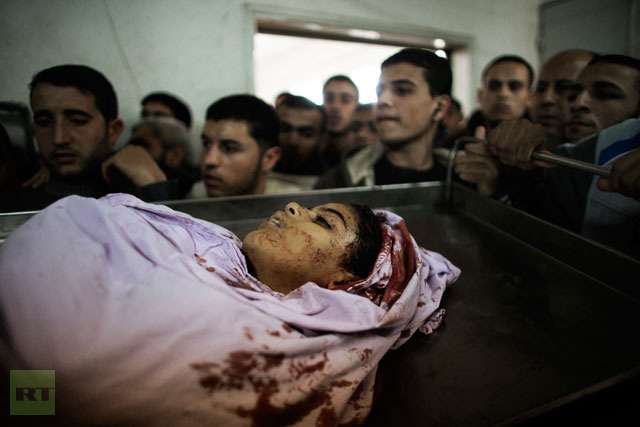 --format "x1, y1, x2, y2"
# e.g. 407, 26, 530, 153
0, 194, 460, 426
